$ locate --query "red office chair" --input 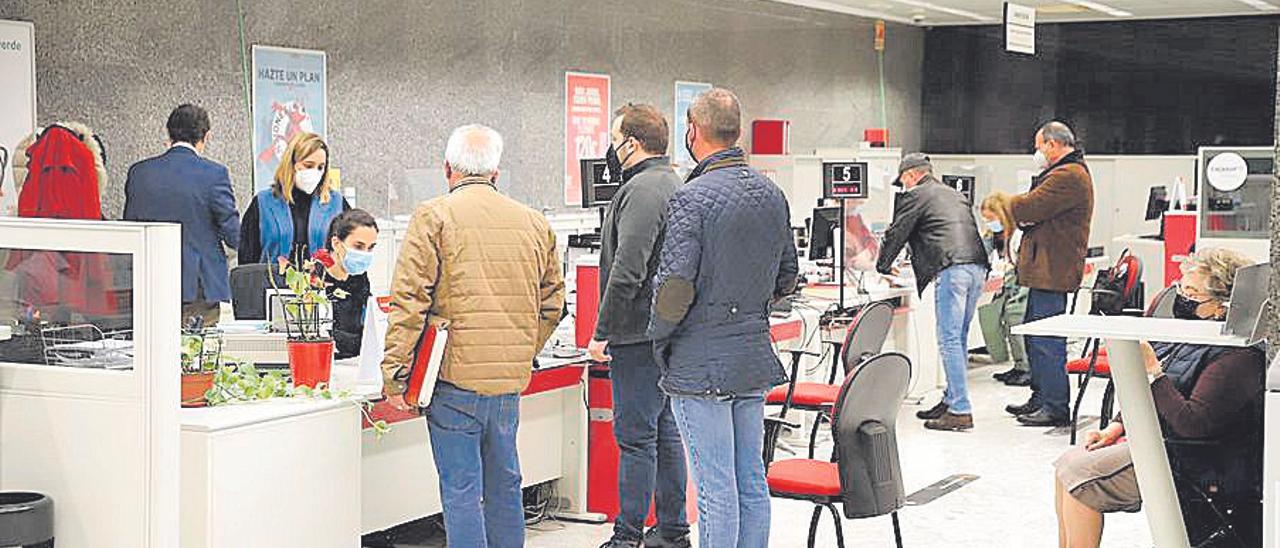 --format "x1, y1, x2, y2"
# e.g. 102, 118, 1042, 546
766, 352, 912, 548
1067, 282, 1176, 444
766, 301, 895, 459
